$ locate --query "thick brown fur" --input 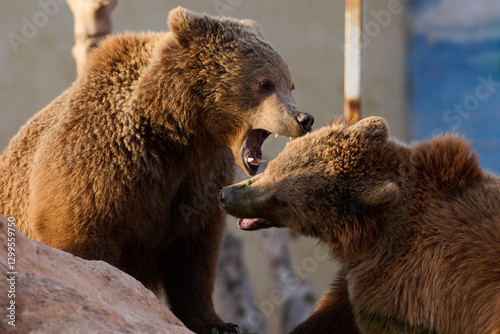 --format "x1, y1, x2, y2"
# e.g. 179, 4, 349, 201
221, 117, 500, 334
291, 269, 359, 334
0, 7, 312, 334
